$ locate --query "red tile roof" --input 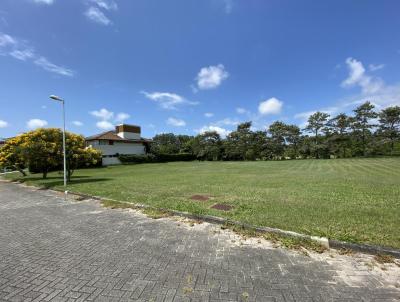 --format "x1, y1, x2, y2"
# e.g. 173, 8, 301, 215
85, 131, 151, 143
